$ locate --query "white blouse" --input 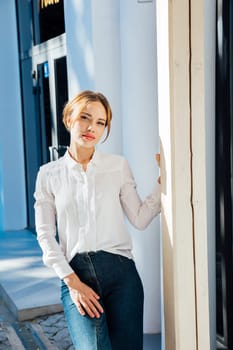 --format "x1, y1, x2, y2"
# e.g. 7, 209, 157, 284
34, 150, 161, 279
